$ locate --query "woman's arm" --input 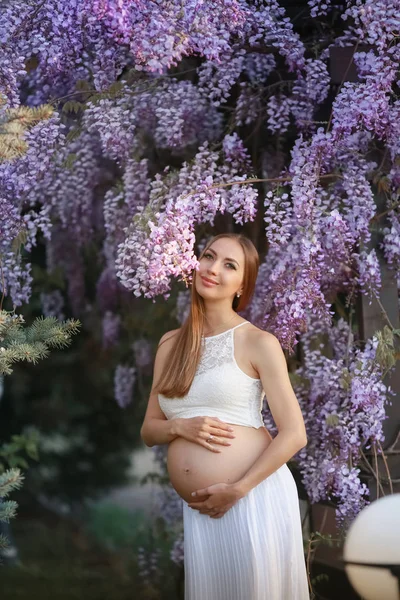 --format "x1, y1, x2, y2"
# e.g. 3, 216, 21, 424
140, 329, 181, 447
232, 331, 307, 497
140, 411, 182, 447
